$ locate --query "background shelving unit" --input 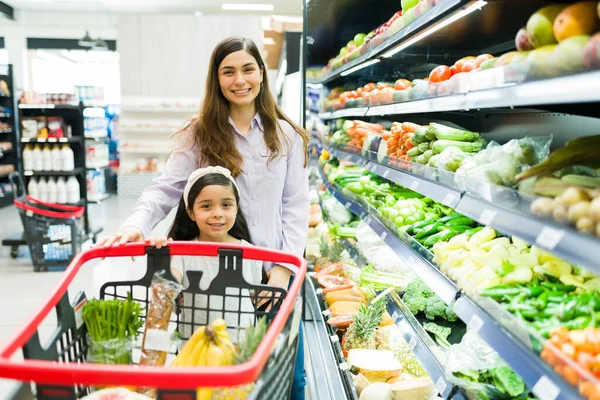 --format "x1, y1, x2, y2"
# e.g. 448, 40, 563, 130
0, 65, 17, 208
304, 0, 600, 398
